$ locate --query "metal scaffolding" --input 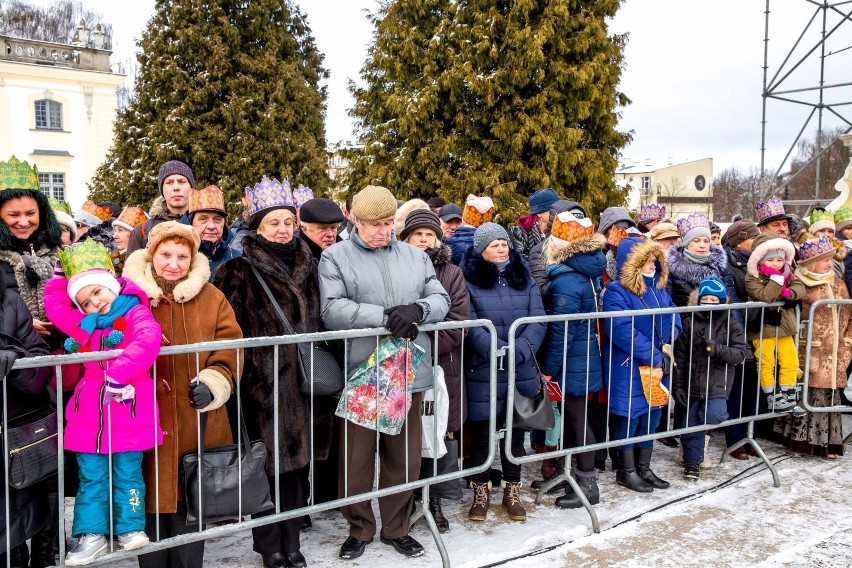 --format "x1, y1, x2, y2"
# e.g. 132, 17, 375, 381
760, 0, 852, 211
